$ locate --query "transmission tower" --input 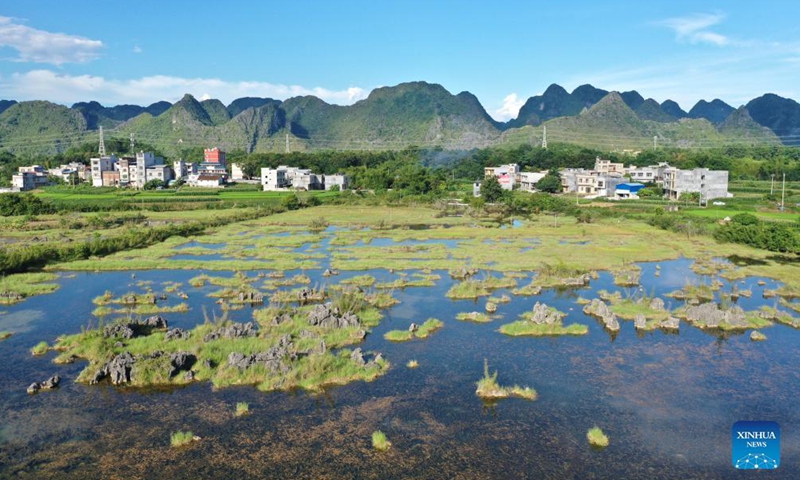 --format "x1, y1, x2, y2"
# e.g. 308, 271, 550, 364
98, 126, 106, 156
129, 133, 135, 153
541, 125, 547, 149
